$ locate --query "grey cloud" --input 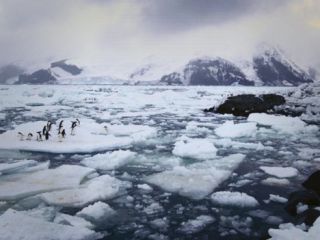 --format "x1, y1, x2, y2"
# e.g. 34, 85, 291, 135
140, 0, 288, 33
